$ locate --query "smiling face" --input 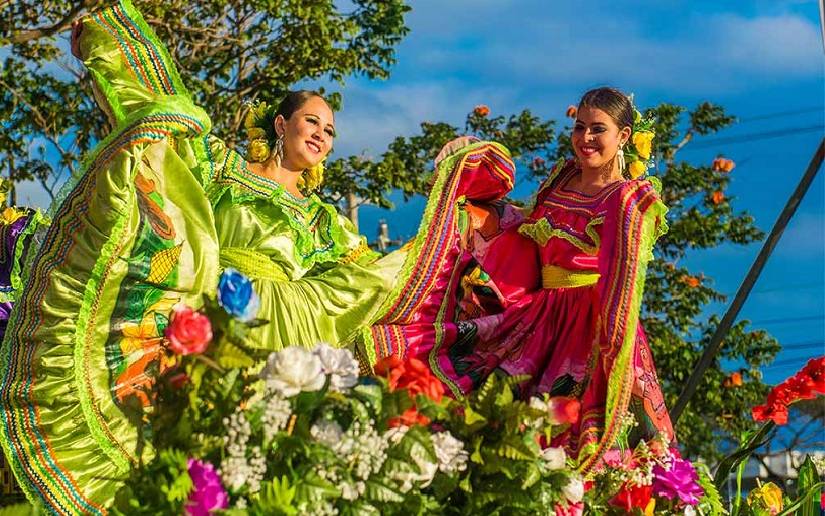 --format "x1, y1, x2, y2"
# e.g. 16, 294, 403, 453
274, 95, 335, 171
571, 106, 631, 172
